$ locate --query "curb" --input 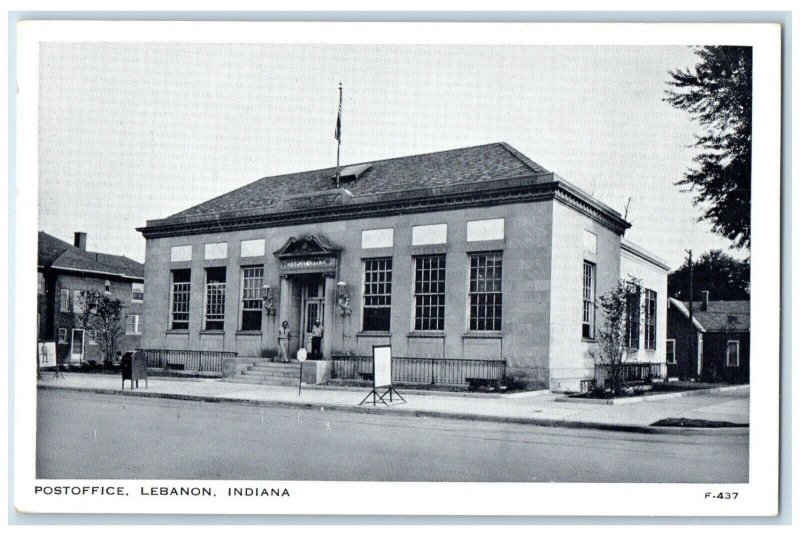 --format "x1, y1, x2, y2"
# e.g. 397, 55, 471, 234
556, 384, 750, 405
38, 384, 748, 436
